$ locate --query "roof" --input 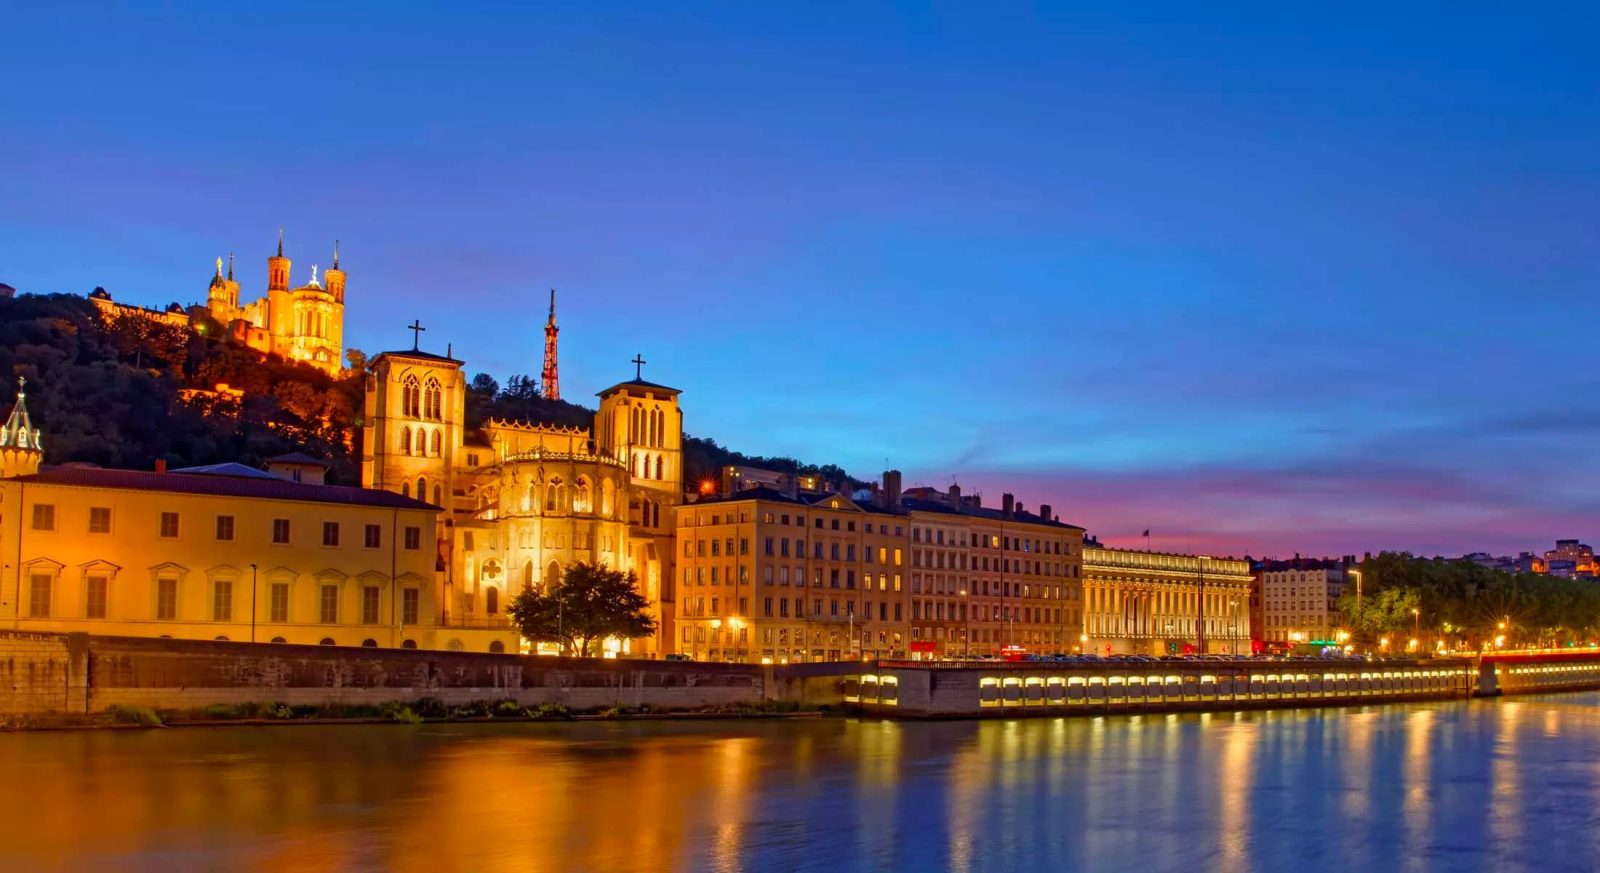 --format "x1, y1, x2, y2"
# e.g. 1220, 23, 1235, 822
265, 451, 330, 468
900, 495, 1083, 531
169, 462, 279, 479
14, 466, 438, 510
377, 348, 462, 365
597, 378, 680, 398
